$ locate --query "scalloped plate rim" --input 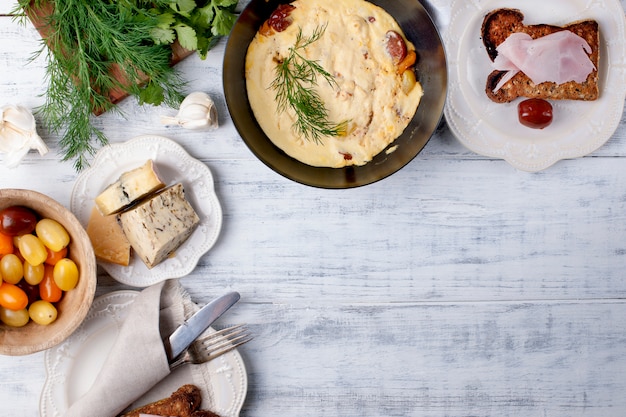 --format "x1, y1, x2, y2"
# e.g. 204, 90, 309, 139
443, 0, 626, 172
70, 135, 223, 286
39, 290, 248, 417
